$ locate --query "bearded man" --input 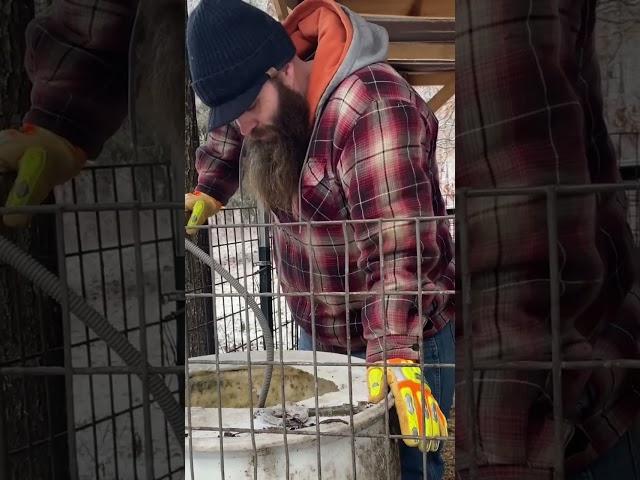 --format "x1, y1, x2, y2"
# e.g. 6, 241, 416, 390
185, 1, 455, 479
